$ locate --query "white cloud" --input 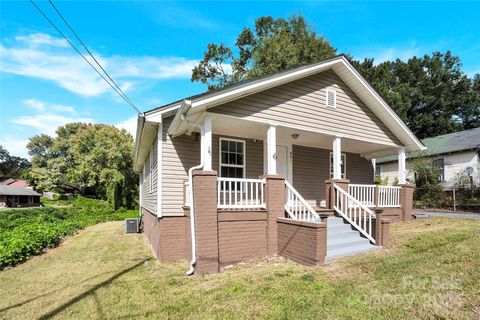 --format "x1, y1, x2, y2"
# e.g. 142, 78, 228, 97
115, 116, 137, 137
0, 136, 30, 159
13, 114, 94, 136
15, 33, 68, 48
23, 98, 75, 114
0, 33, 198, 97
